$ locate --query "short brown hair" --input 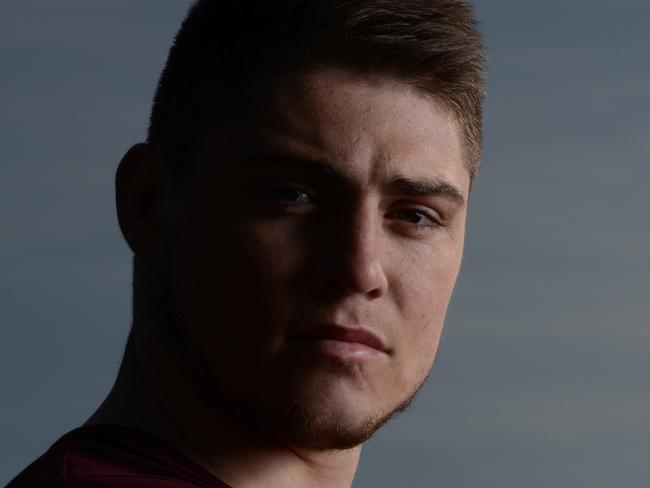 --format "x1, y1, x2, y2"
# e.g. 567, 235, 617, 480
148, 0, 486, 182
